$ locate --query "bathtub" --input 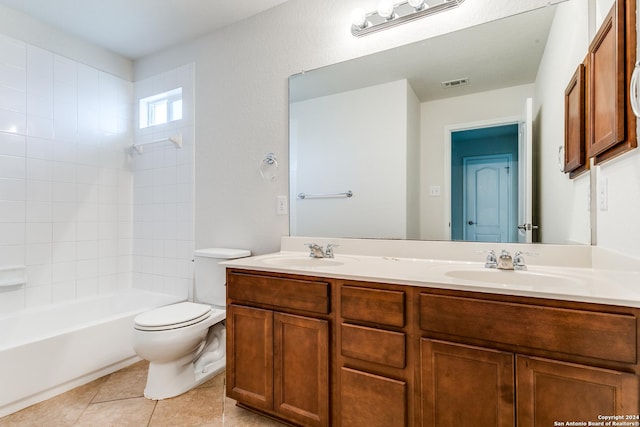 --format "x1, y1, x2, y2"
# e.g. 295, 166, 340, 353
0, 289, 183, 417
